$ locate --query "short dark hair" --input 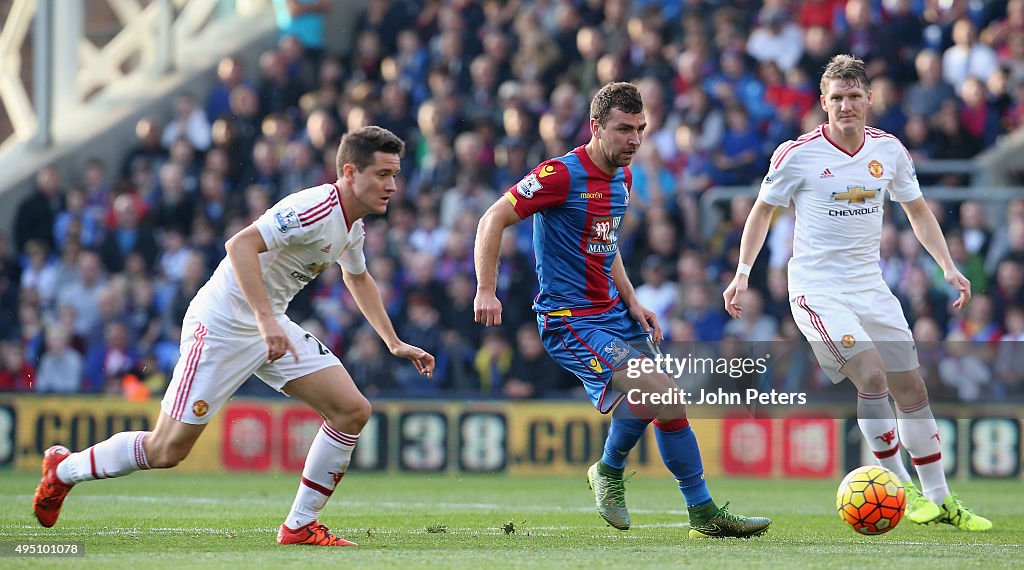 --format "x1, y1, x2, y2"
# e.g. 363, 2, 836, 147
336, 125, 405, 177
589, 82, 644, 126
820, 54, 869, 95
